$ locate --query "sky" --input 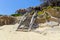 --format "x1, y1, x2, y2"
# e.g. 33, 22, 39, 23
0, 0, 42, 15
